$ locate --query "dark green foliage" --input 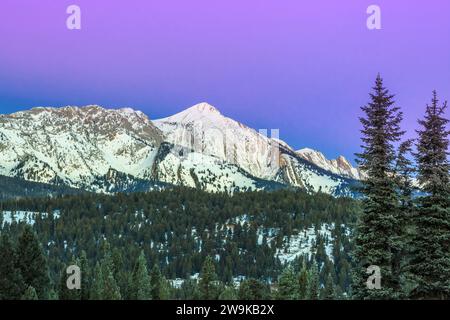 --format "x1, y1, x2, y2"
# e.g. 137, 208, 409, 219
21, 286, 38, 300
297, 262, 309, 299
322, 274, 335, 300
89, 243, 122, 300
219, 285, 238, 300
277, 266, 298, 299
16, 225, 51, 299
131, 251, 151, 300
353, 75, 405, 299
199, 256, 220, 300
238, 279, 271, 300
58, 259, 81, 300
150, 264, 168, 300
78, 250, 91, 300
0, 187, 358, 300
176, 279, 201, 300
307, 261, 320, 300
408, 91, 450, 299
0, 233, 26, 299
0, 175, 83, 201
